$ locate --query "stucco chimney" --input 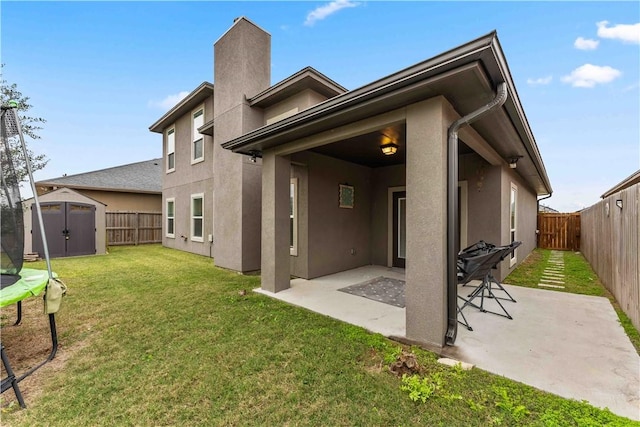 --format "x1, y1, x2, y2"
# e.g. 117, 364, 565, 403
212, 17, 270, 272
